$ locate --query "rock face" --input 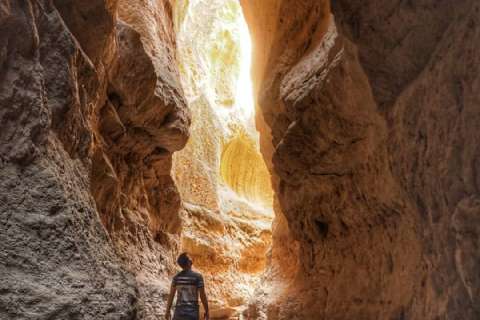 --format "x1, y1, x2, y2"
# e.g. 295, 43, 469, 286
2, 0, 479, 319
1, 0, 189, 319
172, 1, 274, 316
242, 0, 480, 319
0, 1, 136, 319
